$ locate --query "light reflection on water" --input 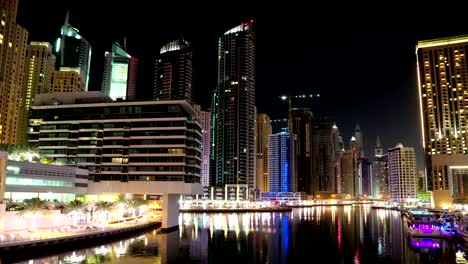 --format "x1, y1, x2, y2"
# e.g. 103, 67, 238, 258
8, 206, 468, 263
